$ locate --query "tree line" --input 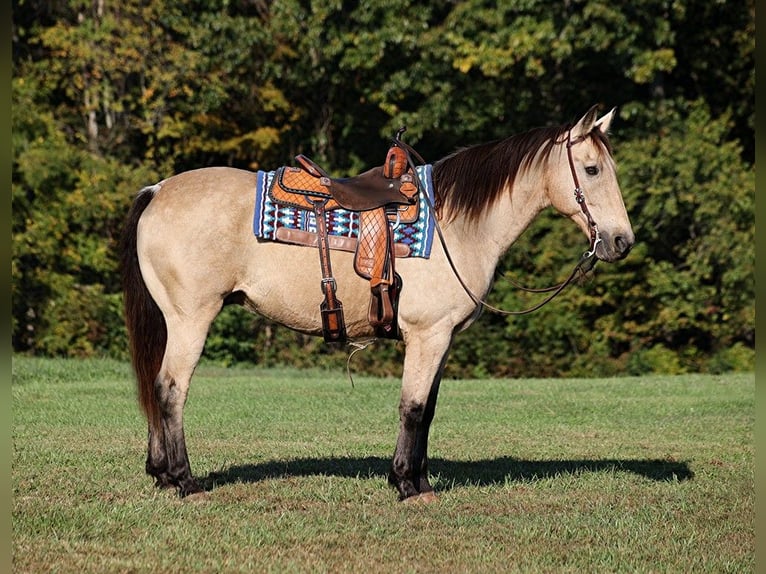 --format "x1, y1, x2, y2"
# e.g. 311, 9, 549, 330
12, 0, 754, 377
